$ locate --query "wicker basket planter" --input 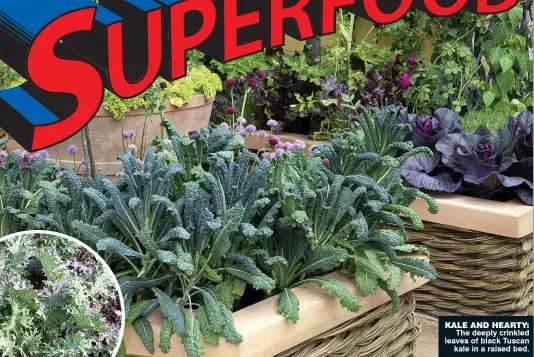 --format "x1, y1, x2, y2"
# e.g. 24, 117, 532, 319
0, 127, 6, 150
7, 95, 213, 174
409, 193, 533, 317
123, 269, 428, 357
